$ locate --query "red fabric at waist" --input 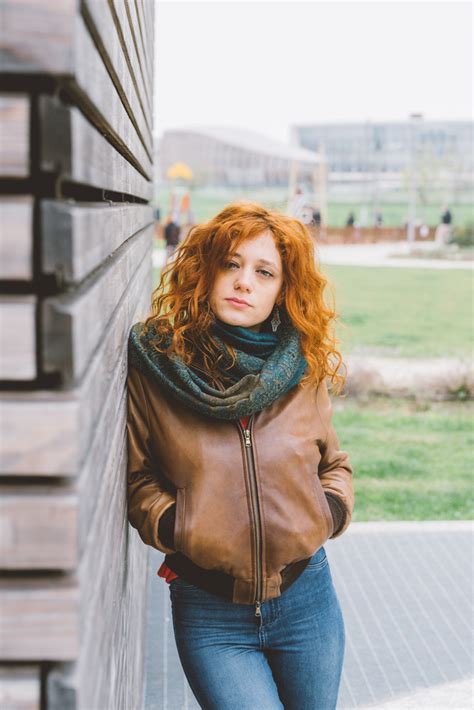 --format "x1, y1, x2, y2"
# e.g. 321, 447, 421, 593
157, 561, 179, 582
158, 415, 251, 584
